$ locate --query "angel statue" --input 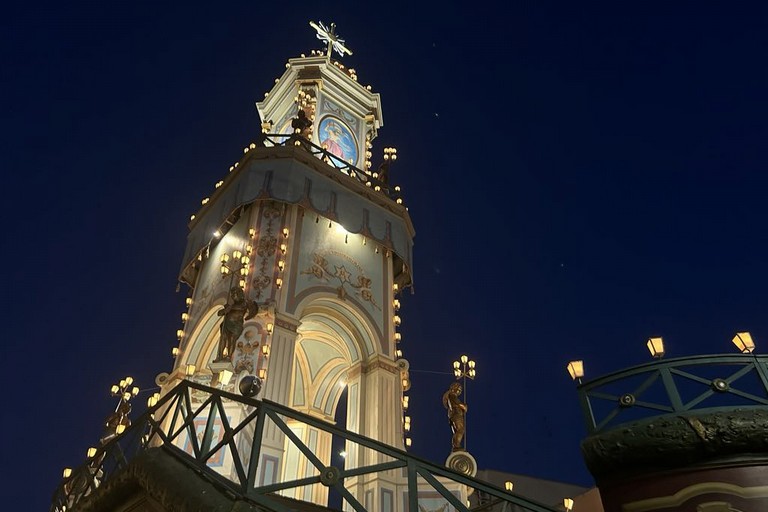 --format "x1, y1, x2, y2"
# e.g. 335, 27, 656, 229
442, 381, 467, 452
214, 287, 261, 363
